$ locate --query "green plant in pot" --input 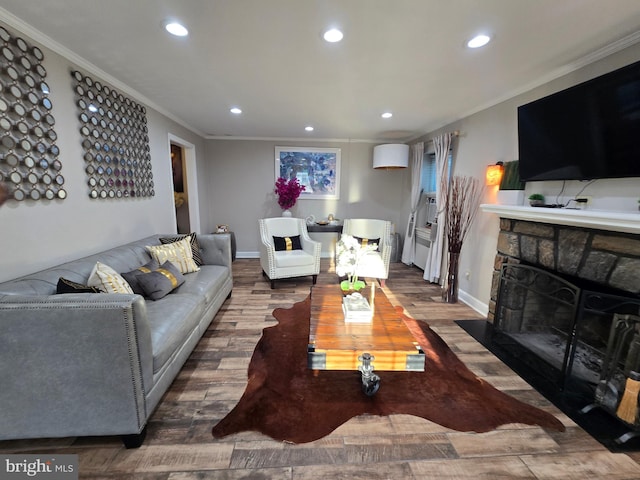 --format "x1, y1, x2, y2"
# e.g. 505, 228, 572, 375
528, 193, 545, 206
